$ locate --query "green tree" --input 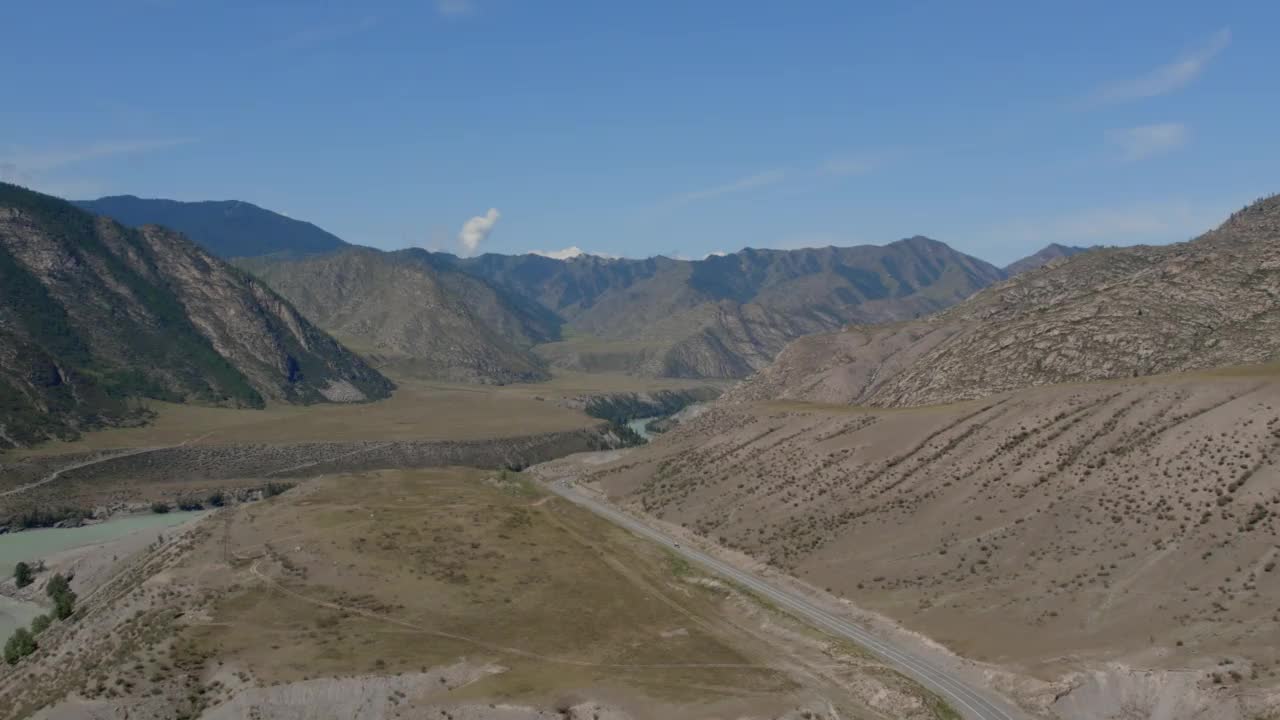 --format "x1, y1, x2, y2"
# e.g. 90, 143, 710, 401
13, 561, 33, 588
3, 628, 36, 665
